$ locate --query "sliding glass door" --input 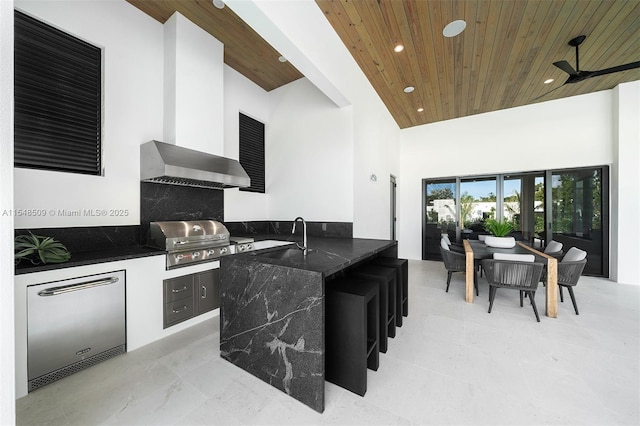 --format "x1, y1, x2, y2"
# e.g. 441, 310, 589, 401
549, 167, 608, 276
460, 177, 497, 238
424, 180, 457, 260
503, 173, 545, 245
